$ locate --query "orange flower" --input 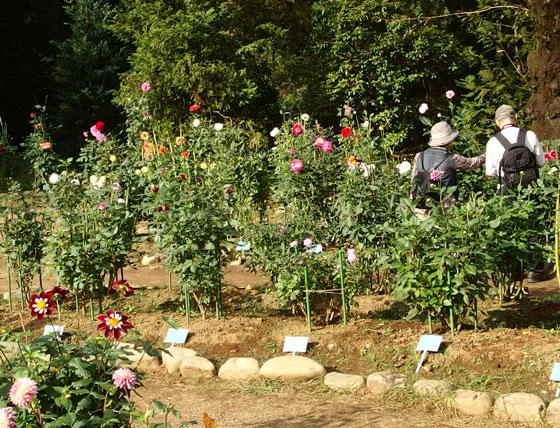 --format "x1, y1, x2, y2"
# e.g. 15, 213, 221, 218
181, 151, 190, 158
159, 146, 167, 154
140, 131, 150, 140
40, 142, 52, 151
